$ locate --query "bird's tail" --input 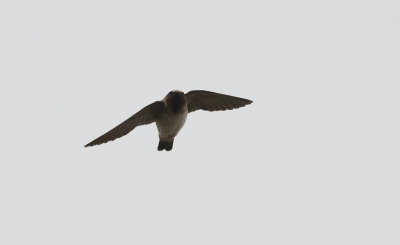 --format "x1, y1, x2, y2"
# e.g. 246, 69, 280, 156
158, 140, 174, 151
